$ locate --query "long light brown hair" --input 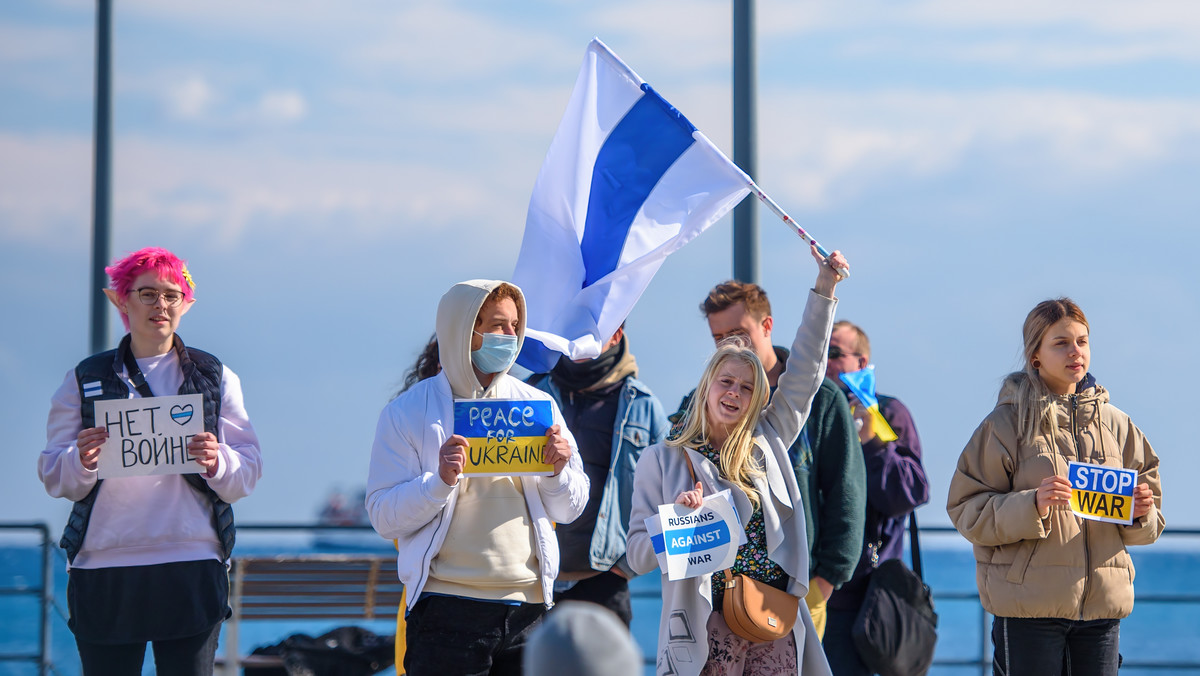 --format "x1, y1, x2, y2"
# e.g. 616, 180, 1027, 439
1008, 297, 1090, 445
668, 340, 771, 508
